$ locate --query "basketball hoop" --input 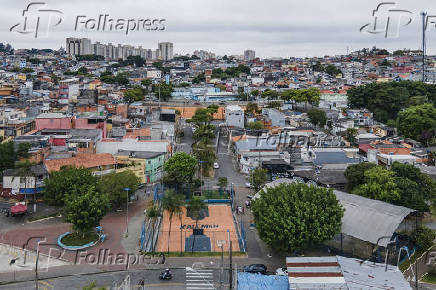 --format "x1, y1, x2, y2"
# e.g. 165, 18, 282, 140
217, 240, 226, 248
